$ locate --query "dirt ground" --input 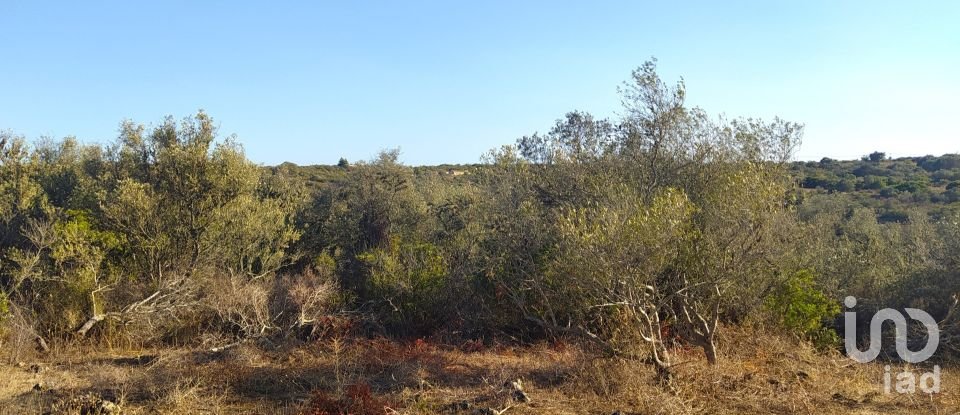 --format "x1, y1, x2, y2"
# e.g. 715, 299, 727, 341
1, 329, 958, 414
